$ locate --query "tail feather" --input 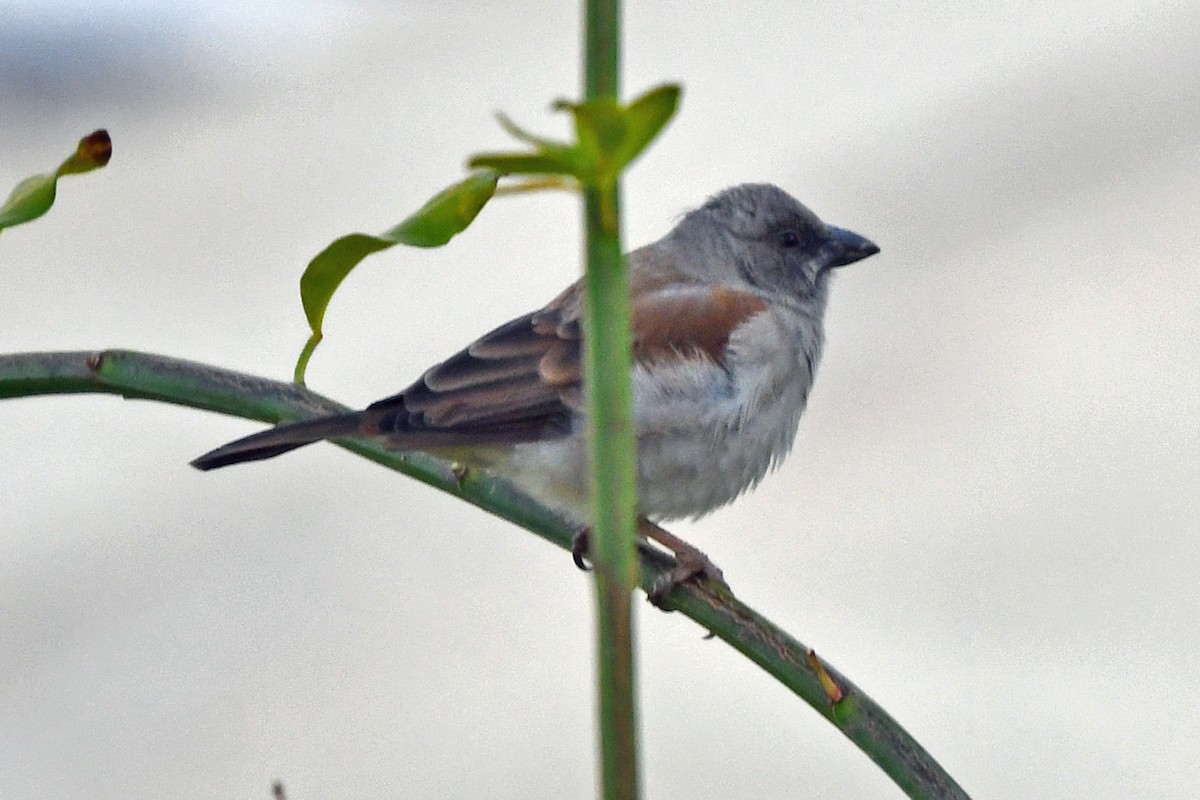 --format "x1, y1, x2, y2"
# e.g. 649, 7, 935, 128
191, 412, 366, 471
